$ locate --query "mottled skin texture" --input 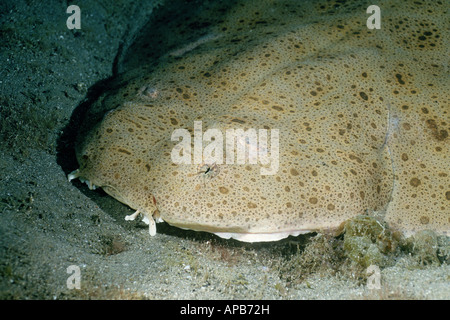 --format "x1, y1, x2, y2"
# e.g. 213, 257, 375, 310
70, 0, 449, 241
